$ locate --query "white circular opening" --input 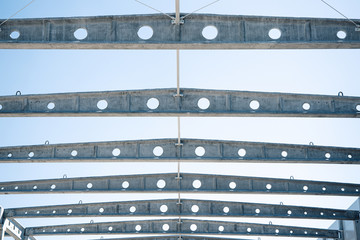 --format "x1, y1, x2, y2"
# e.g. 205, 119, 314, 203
281, 151, 288, 158
52, 210, 56, 214
202, 25, 218, 40
275, 229, 280, 234
81, 228, 85, 232
322, 187, 327, 191
135, 225, 142, 231
99, 208, 104, 213
74, 28, 88, 40
268, 28, 281, 40
153, 146, 164, 157
129, 206, 136, 213
157, 179, 166, 189
122, 181, 129, 189
28, 152, 35, 158
195, 146, 205, 157
160, 204, 168, 213
147, 98, 159, 110
33, 185, 37, 190
198, 97, 210, 110
190, 224, 197, 231
7, 153, 12, 158
320, 212, 324, 215
238, 148, 246, 157
10, 31, 20, 39
287, 210, 292, 215
47, 102, 55, 110
87, 183, 93, 189
341, 187, 345, 191
192, 179, 202, 189
303, 185, 308, 191
138, 26, 153, 40
249, 100, 260, 110
191, 205, 199, 213
162, 224, 170, 231
0, 104, 2, 110
247, 227, 252, 233
325, 152, 331, 159
255, 208, 260, 214
356, 104, 360, 111
108, 226, 113, 231
337, 30, 347, 39
266, 184, 272, 190
67, 229, 70, 232
304, 211, 308, 215
223, 206, 230, 213
112, 148, 121, 157
302, 103, 311, 111
97, 100, 108, 110
71, 150, 78, 157
348, 154, 353, 159
50, 184, 56, 190
68, 209, 72, 214
229, 182, 236, 189
218, 226, 224, 232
